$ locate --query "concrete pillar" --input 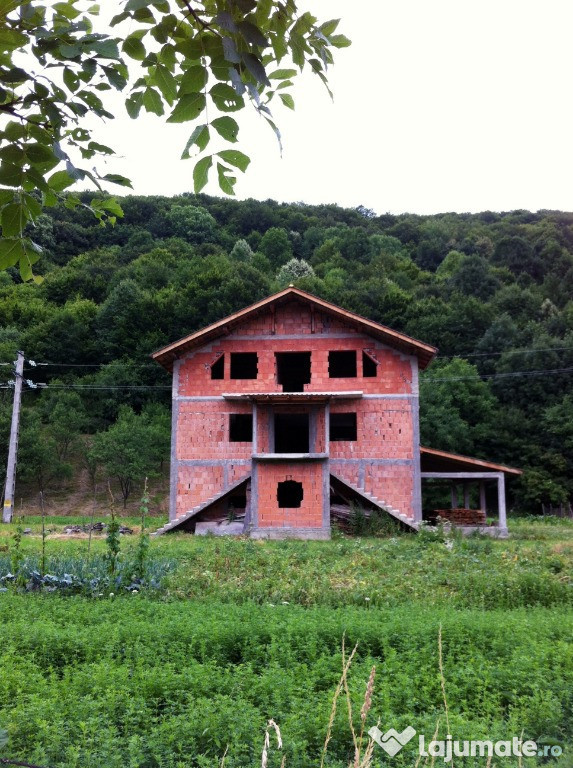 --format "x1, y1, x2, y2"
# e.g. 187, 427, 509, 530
497, 473, 507, 530
463, 483, 470, 509
479, 481, 486, 513
450, 484, 458, 508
